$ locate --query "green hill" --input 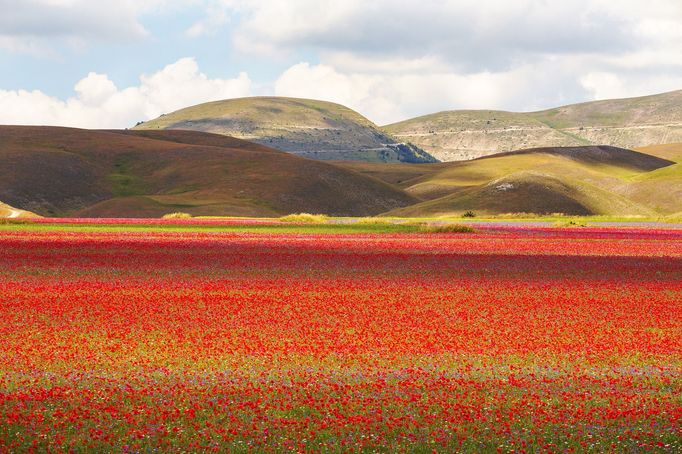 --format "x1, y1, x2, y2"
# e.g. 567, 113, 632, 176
0, 126, 417, 218
635, 143, 682, 162
135, 97, 436, 163
384, 90, 682, 161
337, 145, 679, 217
627, 143, 682, 214
389, 171, 653, 217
